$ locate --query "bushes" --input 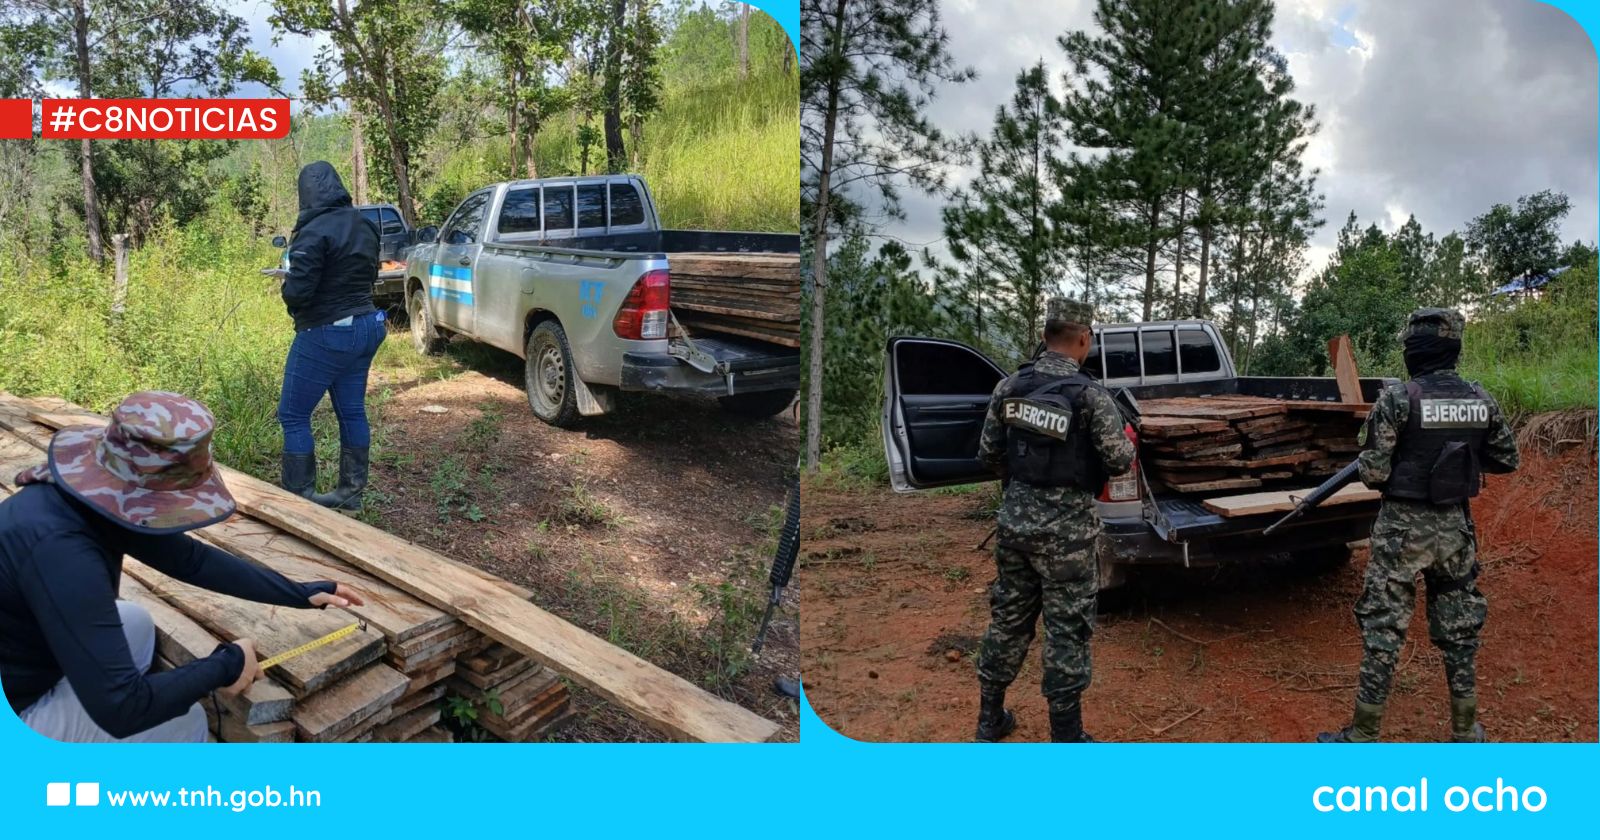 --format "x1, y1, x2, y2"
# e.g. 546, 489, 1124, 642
1460, 258, 1598, 418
